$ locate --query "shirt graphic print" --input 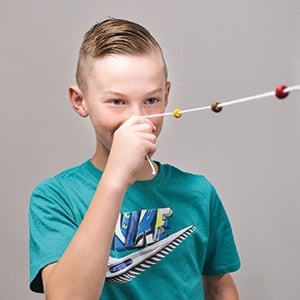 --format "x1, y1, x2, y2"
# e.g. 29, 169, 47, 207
106, 207, 196, 283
